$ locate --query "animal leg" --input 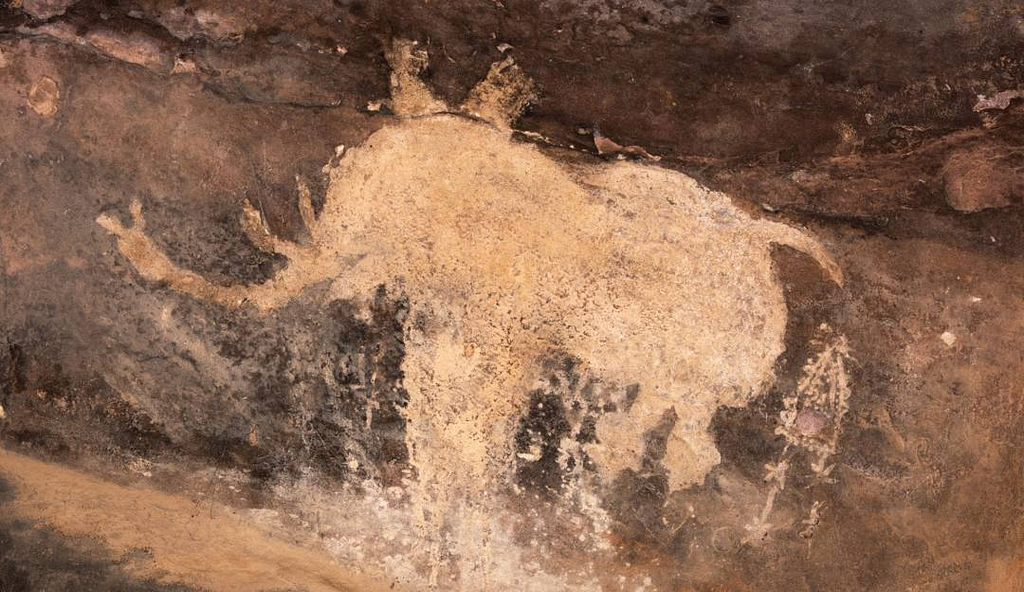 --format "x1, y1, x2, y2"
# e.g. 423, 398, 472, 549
240, 176, 320, 257
295, 176, 318, 240
383, 39, 448, 117
460, 56, 535, 130
98, 199, 319, 312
